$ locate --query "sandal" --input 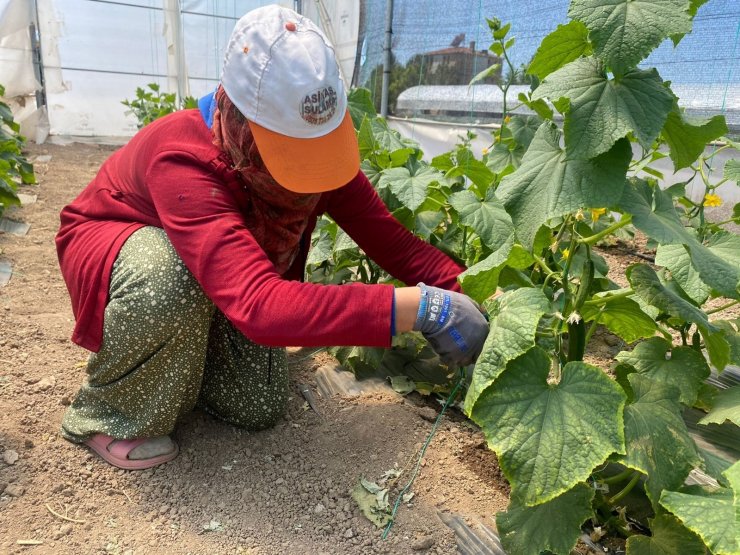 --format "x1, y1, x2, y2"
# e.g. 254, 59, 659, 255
85, 434, 179, 470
